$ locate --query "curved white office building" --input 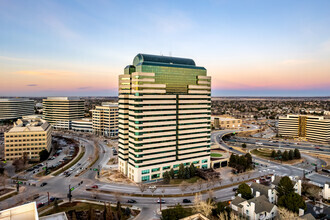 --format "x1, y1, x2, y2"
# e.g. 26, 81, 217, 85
0, 98, 34, 121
